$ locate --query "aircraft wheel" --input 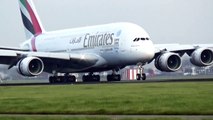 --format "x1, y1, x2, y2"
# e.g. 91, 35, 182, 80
49, 76, 54, 83
114, 75, 121, 81
65, 76, 76, 83
82, 75, 100, 82
136, 74, 141, 81
93, 75, 100, 82
142, 73, 146, 80
49, 76, 76, 84
107, 75, 121, 81
49, 76, 58, 84
82, 75, 88, 82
